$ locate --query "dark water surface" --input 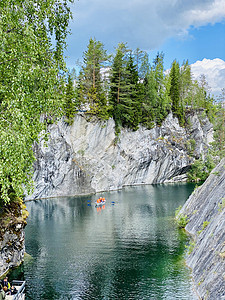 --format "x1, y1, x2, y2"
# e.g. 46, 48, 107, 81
15, 184, 198, 299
